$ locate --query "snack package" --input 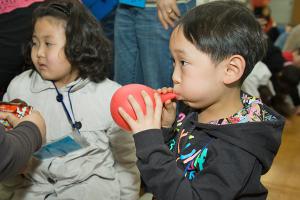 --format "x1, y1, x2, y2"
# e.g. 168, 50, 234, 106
0, 101, 33, 130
